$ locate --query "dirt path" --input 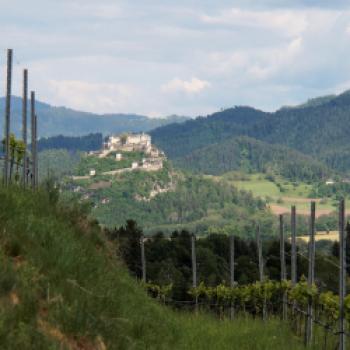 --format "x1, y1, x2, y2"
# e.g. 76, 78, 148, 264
281, 197, 322, 203
269, 204, 333, 218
